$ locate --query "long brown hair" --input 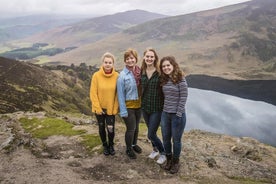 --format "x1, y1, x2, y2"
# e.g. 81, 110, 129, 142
141, 48, 160, 74
159, 56, 184, 86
